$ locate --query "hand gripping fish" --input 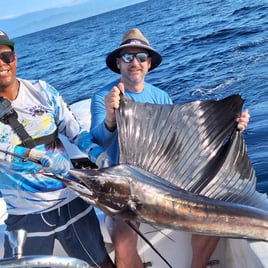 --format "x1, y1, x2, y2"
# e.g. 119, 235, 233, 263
62, 94, 268, 241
